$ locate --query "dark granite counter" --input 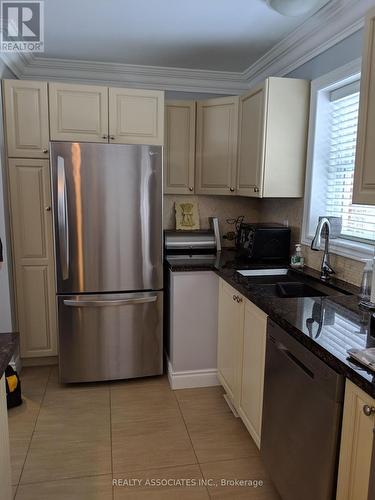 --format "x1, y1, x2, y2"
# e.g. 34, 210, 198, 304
166, 249, 375, 397
0, 333, 18, 378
